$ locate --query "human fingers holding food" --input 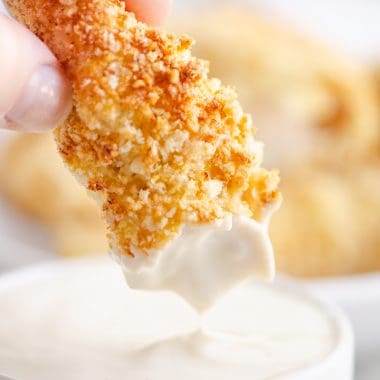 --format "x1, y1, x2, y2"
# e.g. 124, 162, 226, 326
0, 1, 172, 131
0, 14, 71, 132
